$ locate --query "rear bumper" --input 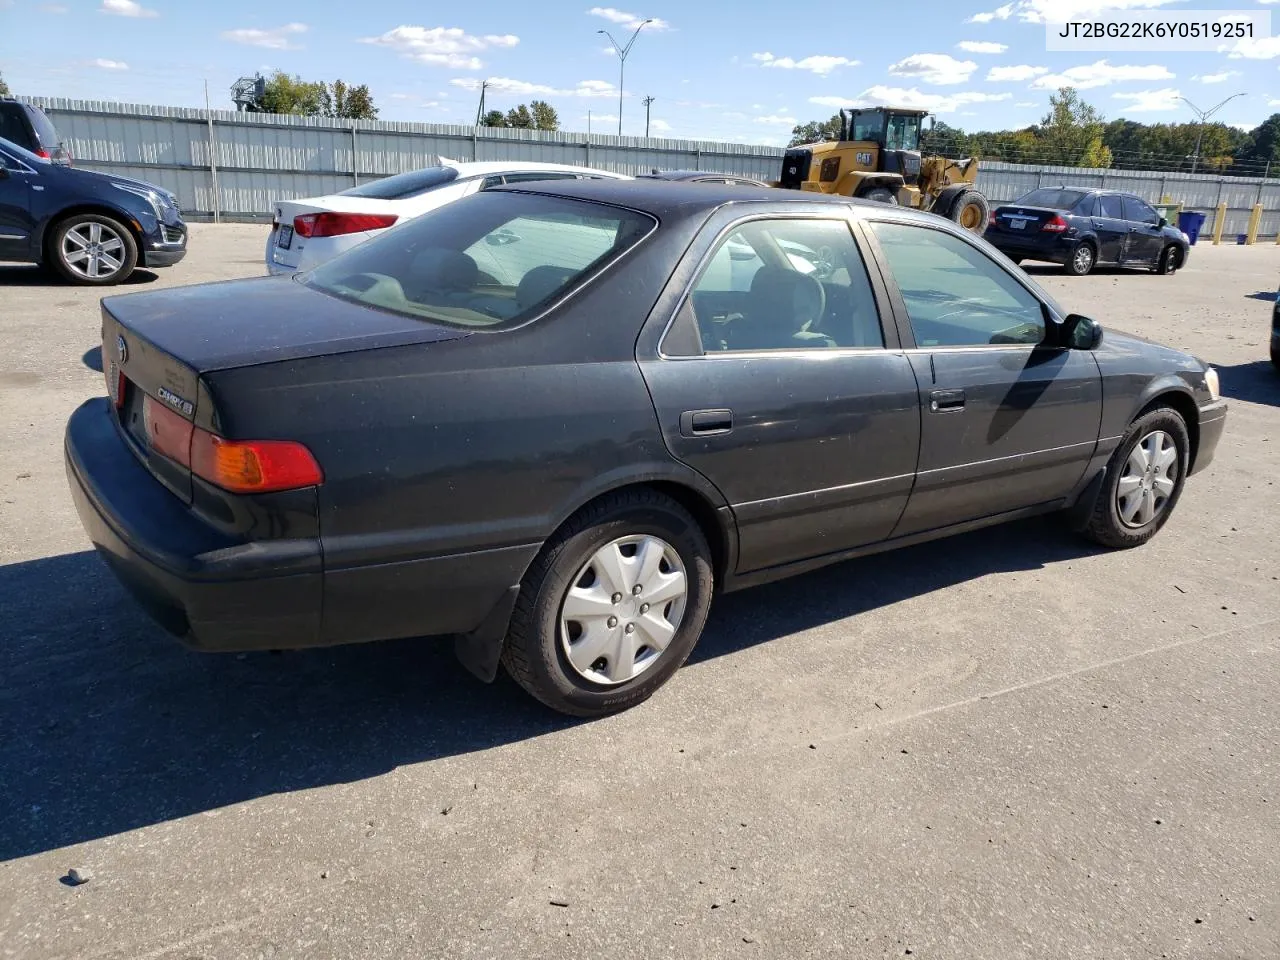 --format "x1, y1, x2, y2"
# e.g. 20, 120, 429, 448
65, 399, 323, 651
1191, 399, 1228, 476
987, 232, 1076, 264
